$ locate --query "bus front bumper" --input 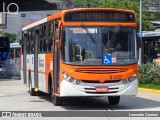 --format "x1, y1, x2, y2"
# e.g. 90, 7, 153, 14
60, 78, 138, 97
